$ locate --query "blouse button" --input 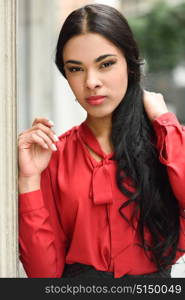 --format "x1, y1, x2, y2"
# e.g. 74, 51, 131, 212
161, 120, 168, 124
